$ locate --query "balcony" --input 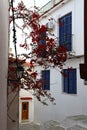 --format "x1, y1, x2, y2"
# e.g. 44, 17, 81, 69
39, 1, 52, 15
39, 0, 63, 15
